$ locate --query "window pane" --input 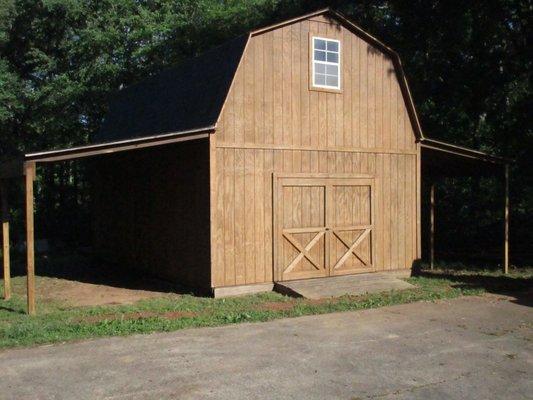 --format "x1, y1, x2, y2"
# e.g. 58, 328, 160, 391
315, 63, 326, 74
314, 50, 326, 62
315, 73, 326, 86
326, 64, 338, 76
326, 75, 338, 87
326, 52, 339, 63
314, 39, 326, 50
327, 41, 339, 52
